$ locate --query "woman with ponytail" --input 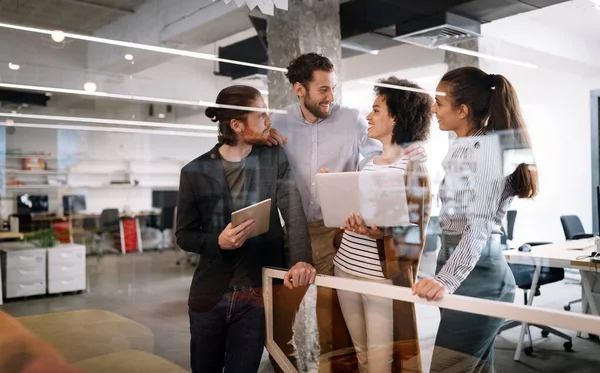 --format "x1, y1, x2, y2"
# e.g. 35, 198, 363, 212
413, 66, 538, 371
